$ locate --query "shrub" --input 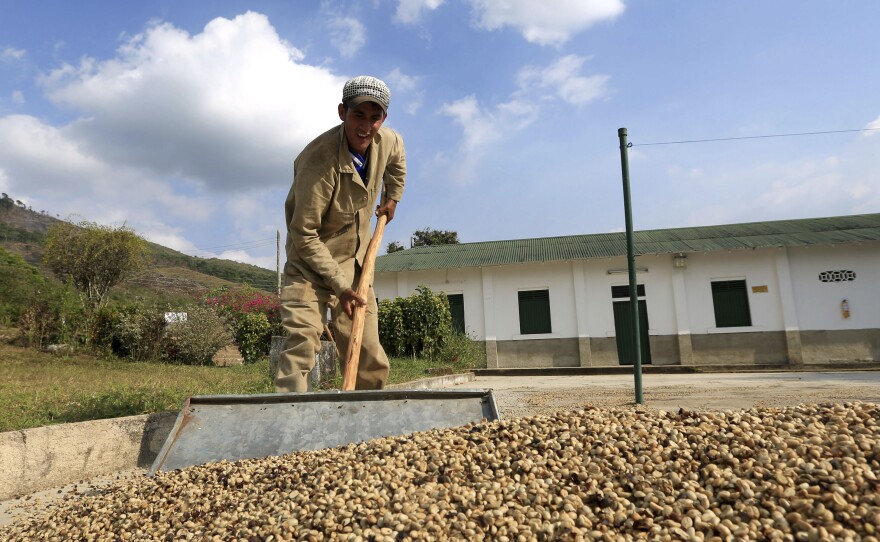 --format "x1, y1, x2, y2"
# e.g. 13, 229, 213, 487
17, 284, 86, 350
114, 303, 167, 361
439, 332, 487, 370
54, 284, 89, 347
204, 286, 280, 362
0, 248, 47, 326
378, 285, 453, 360
89, 305, 121, 353
164, 305, 233, 365
42, 220, 148, 311
234, 311, 272, 364
204, 286, 280, 324
402, 286, 453, 360
377, 298, 405, 357
18, 297, 59, 350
